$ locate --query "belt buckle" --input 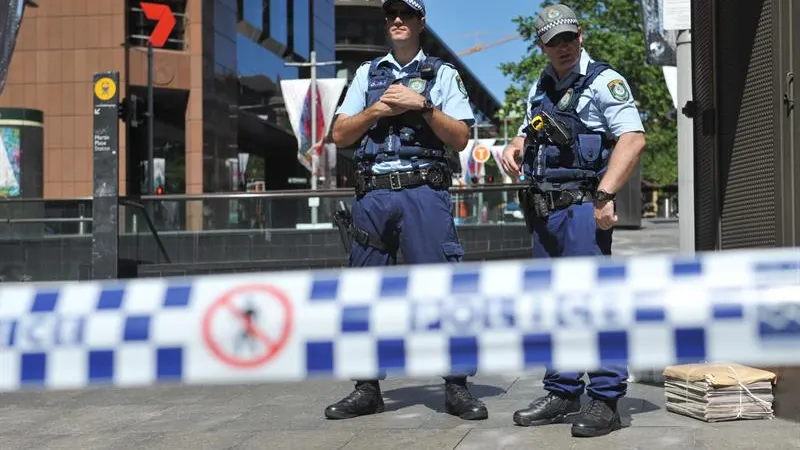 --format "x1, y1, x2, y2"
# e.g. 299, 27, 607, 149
389, 172, 402, 190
